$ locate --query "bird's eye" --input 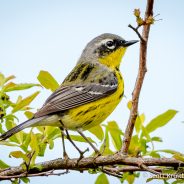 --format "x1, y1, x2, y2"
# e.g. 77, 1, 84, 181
105, 41, 116, 49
